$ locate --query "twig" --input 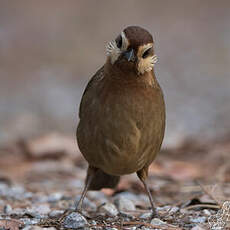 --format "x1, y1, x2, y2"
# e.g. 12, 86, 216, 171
182, 204, 219, 211
196, 180, 221, 205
